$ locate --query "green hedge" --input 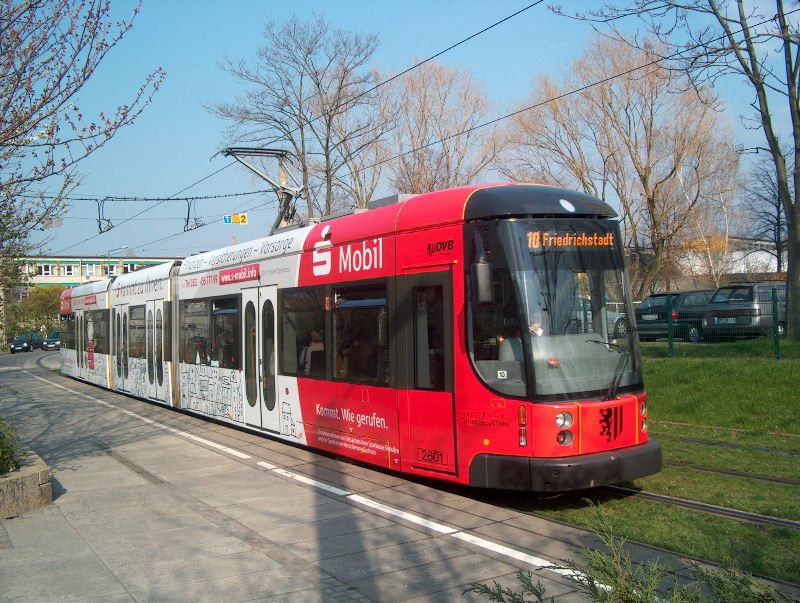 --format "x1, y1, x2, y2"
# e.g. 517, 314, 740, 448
0, 416, 19, 474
